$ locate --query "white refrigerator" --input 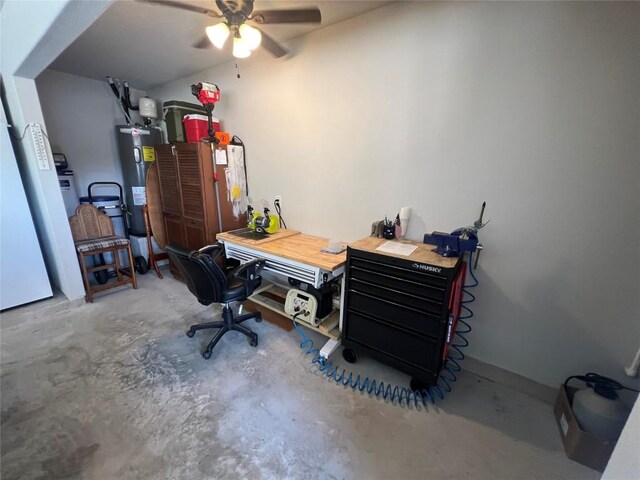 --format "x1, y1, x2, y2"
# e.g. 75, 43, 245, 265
1, 120, 52, 310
